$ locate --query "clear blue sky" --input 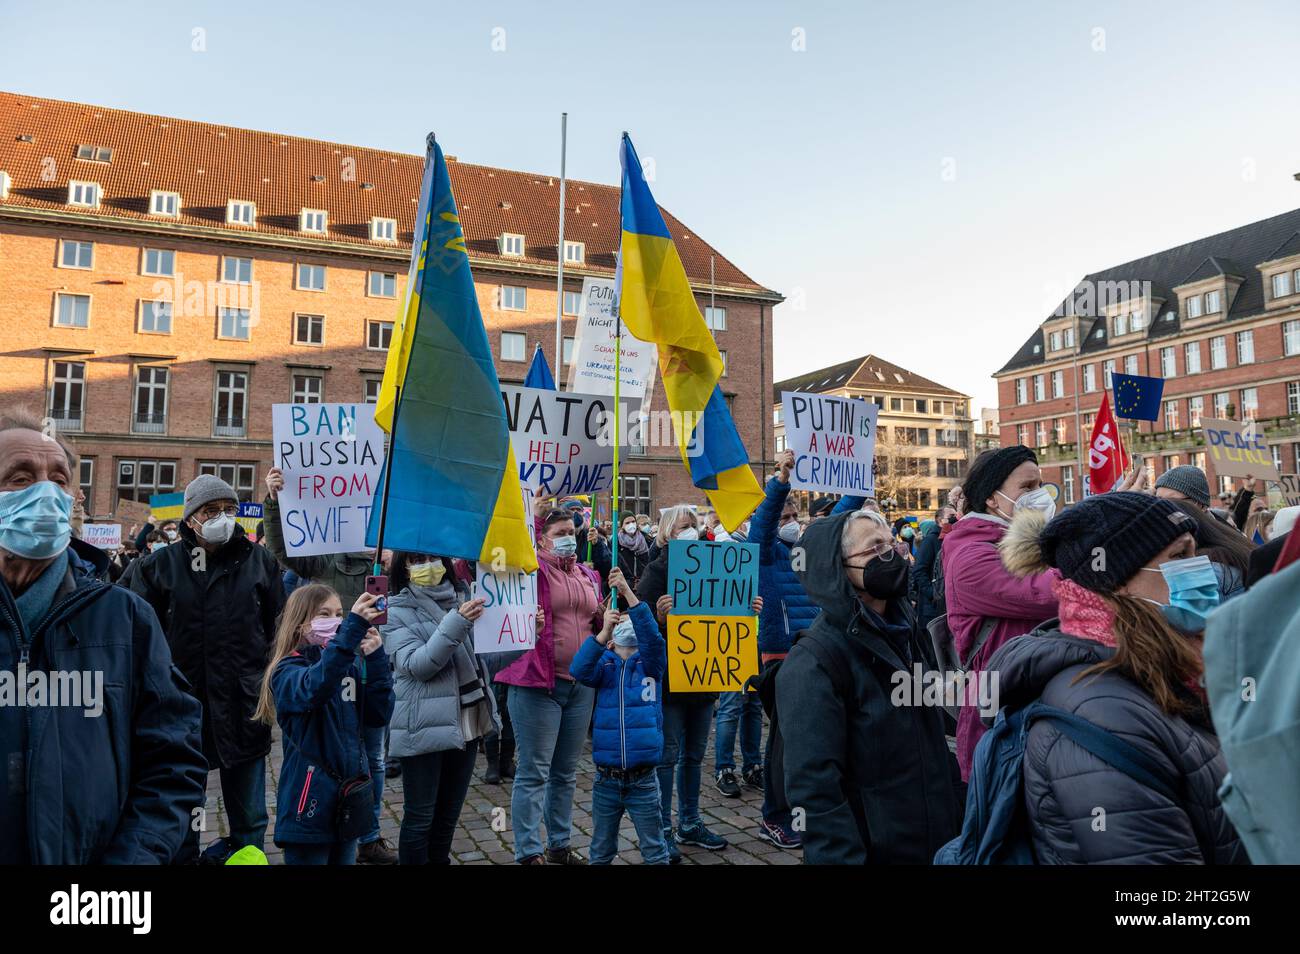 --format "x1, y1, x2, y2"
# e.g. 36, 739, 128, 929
5, 0, 1300, 416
